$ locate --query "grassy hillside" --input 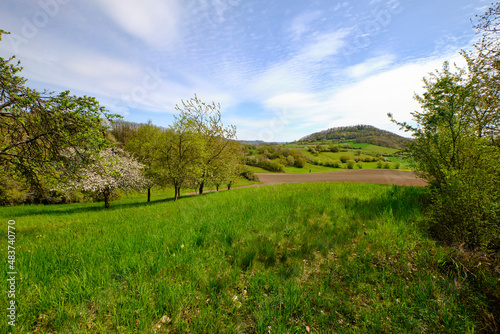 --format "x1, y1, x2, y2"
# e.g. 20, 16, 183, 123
298, 125, 411, 150
0, 184, 495, 333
